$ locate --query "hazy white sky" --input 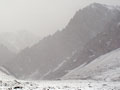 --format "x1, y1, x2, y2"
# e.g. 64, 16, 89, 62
0, 0, 120, 37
